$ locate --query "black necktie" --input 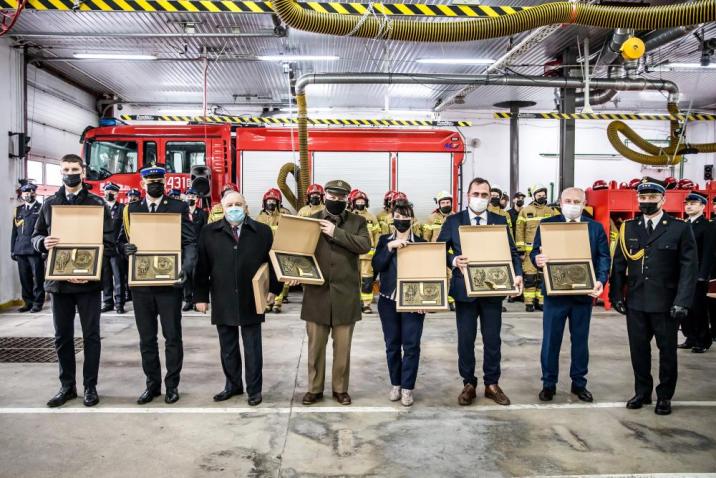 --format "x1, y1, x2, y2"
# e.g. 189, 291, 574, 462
67, 194, 75, 205
150, 203, 156, 213
647, 219, 654, 235
475, 216, 481, 225
232, 226, 240, 243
